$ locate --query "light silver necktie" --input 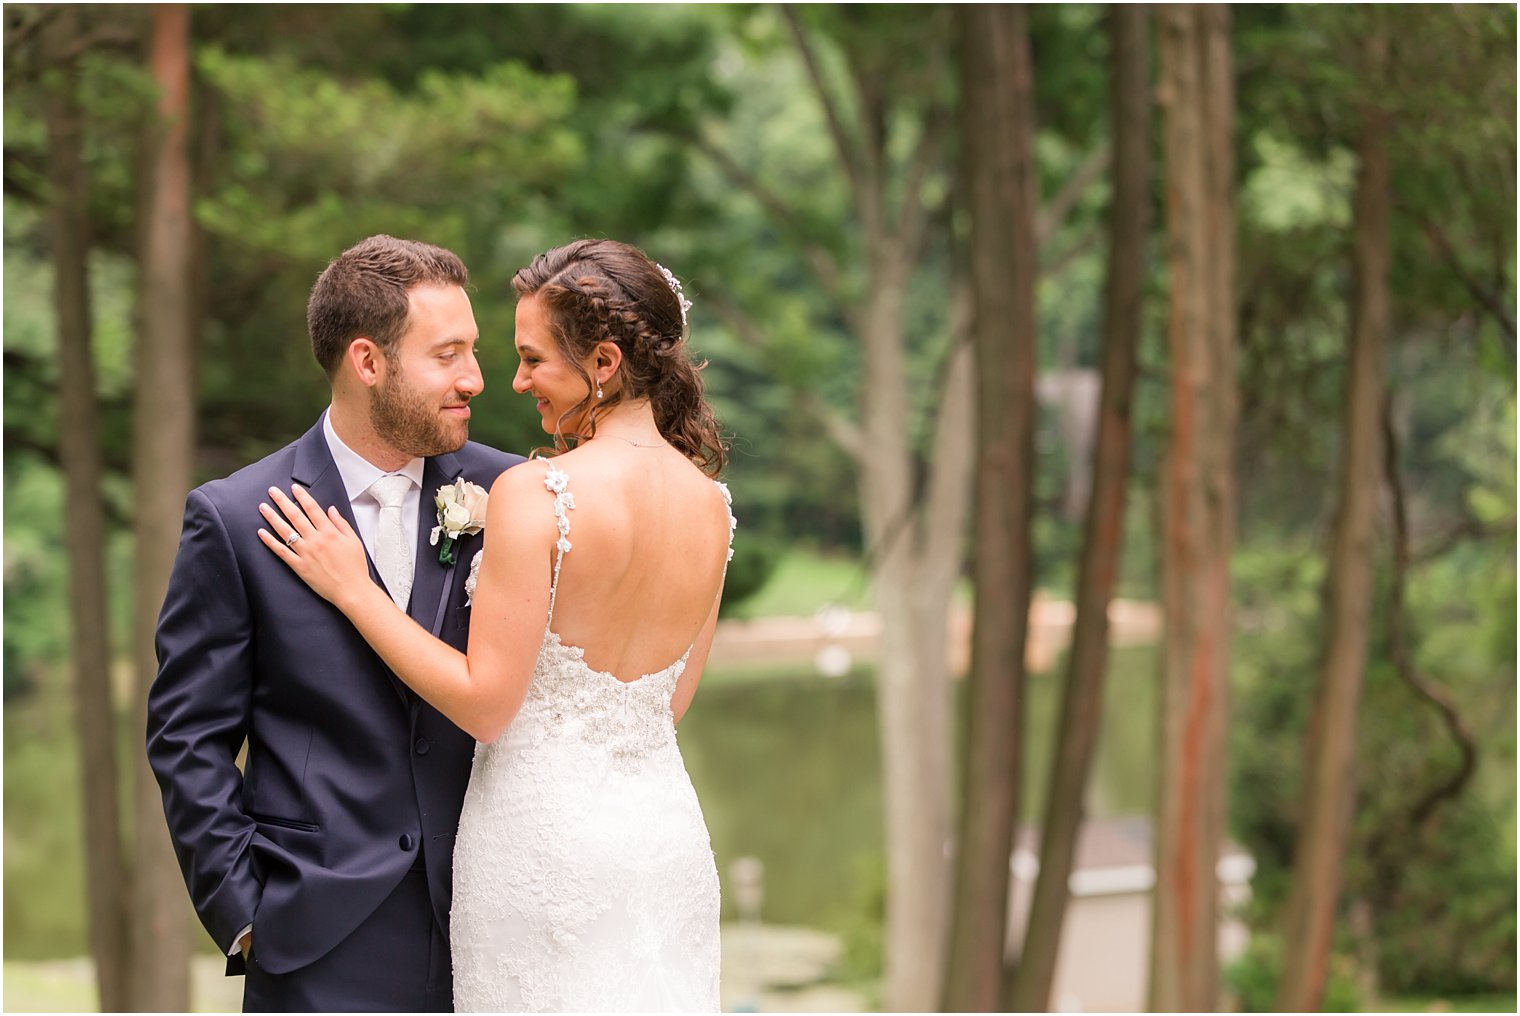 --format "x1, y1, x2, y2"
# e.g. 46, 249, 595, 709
368, 474, 414, 610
